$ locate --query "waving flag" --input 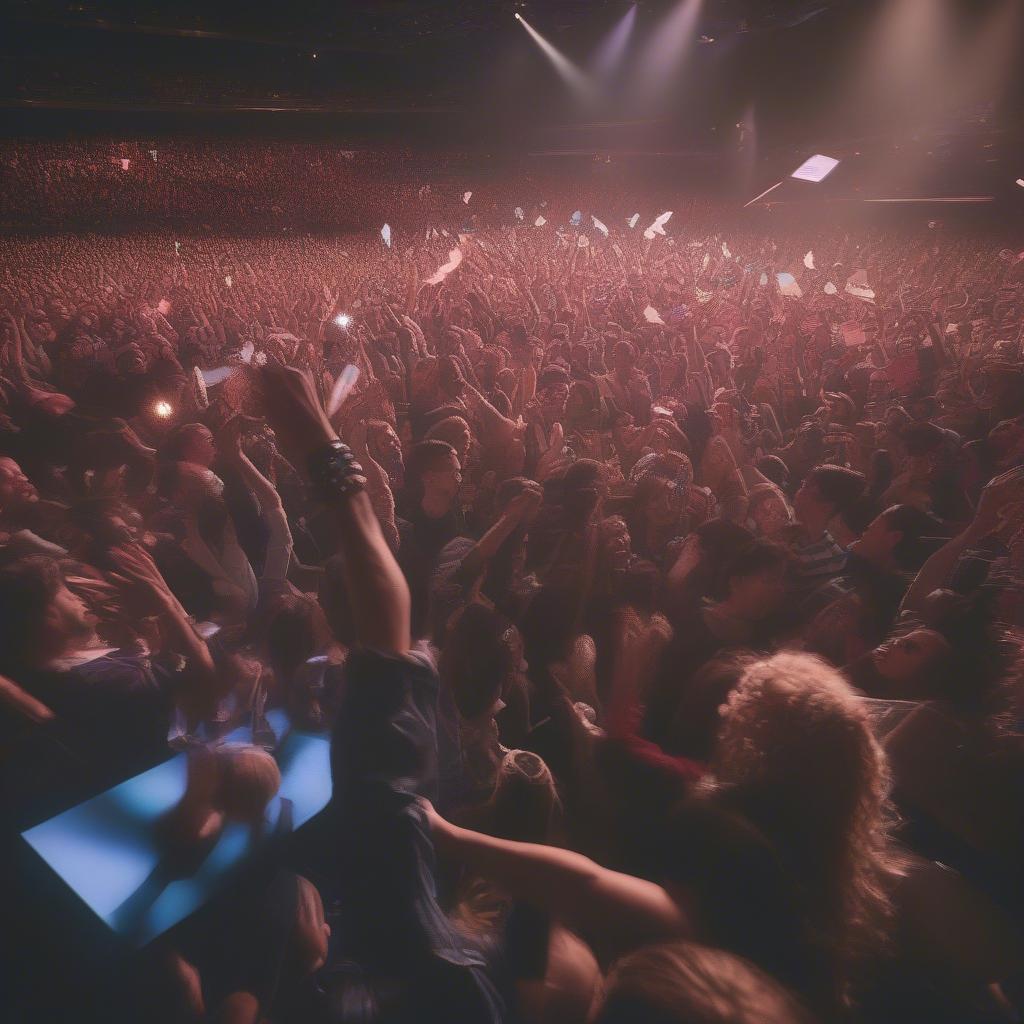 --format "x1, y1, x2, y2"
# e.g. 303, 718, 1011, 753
591, 215, 609, 237
570, 210, 582, 227
463, 191, 472, 204
643, 211, 673, 239
534, 215, 547, 227
777, 272, 803, 298
845, 270, 875, 302
804, 250, 815, 270
627, 213, 640, 229
381, 224, 392, 248
643, 305, 665, 325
